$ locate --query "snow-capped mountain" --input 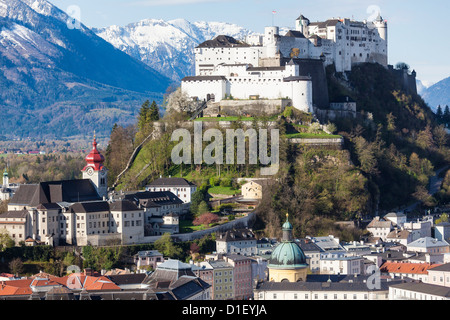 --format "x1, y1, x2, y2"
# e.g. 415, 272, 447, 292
0, 0, 171, 138
93, 19, 257, 82
421, 76, 450, 112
